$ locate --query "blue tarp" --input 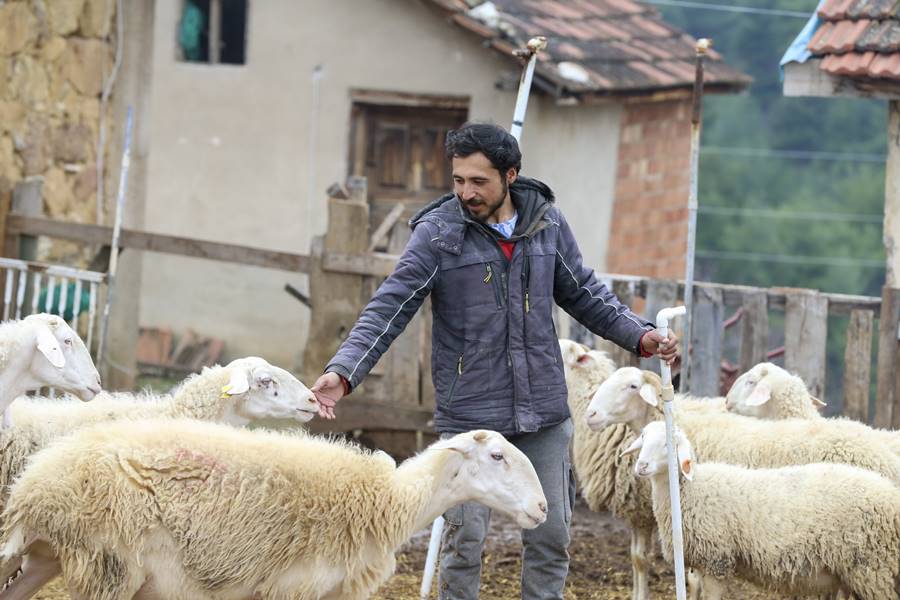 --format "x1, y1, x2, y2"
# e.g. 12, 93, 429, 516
779, 0, 826, 78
